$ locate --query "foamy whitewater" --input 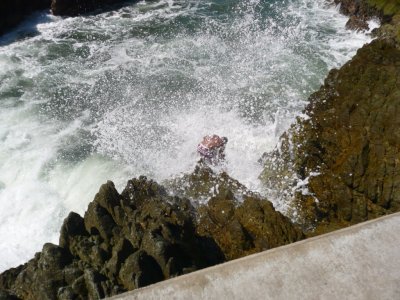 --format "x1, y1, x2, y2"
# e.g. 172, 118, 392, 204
0, 0, 377, 271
